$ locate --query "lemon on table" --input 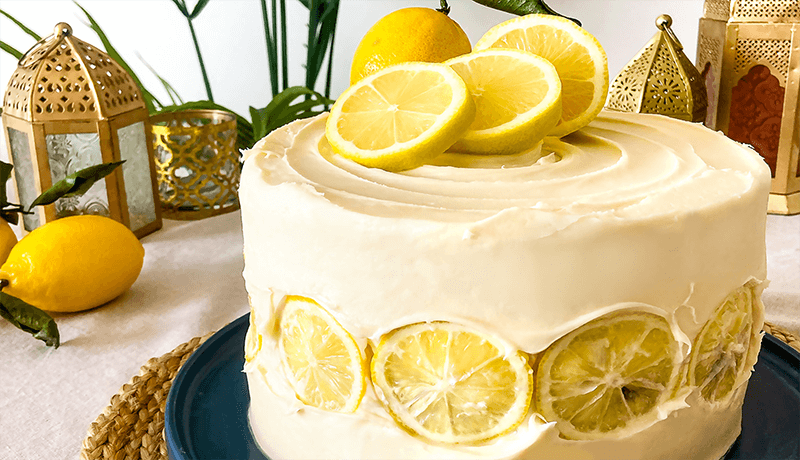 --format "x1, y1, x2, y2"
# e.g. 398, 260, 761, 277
350, 7, 472, 84
535, 311, 680, 440
446, 48, 562, 154
371, 322, 533, 444
279, 296, 366, 413
0, 215, 144, 313
475, 14, 609, 138
326, 62, 475, 171
689, 283, 761, 404
0, 219, 18, 266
